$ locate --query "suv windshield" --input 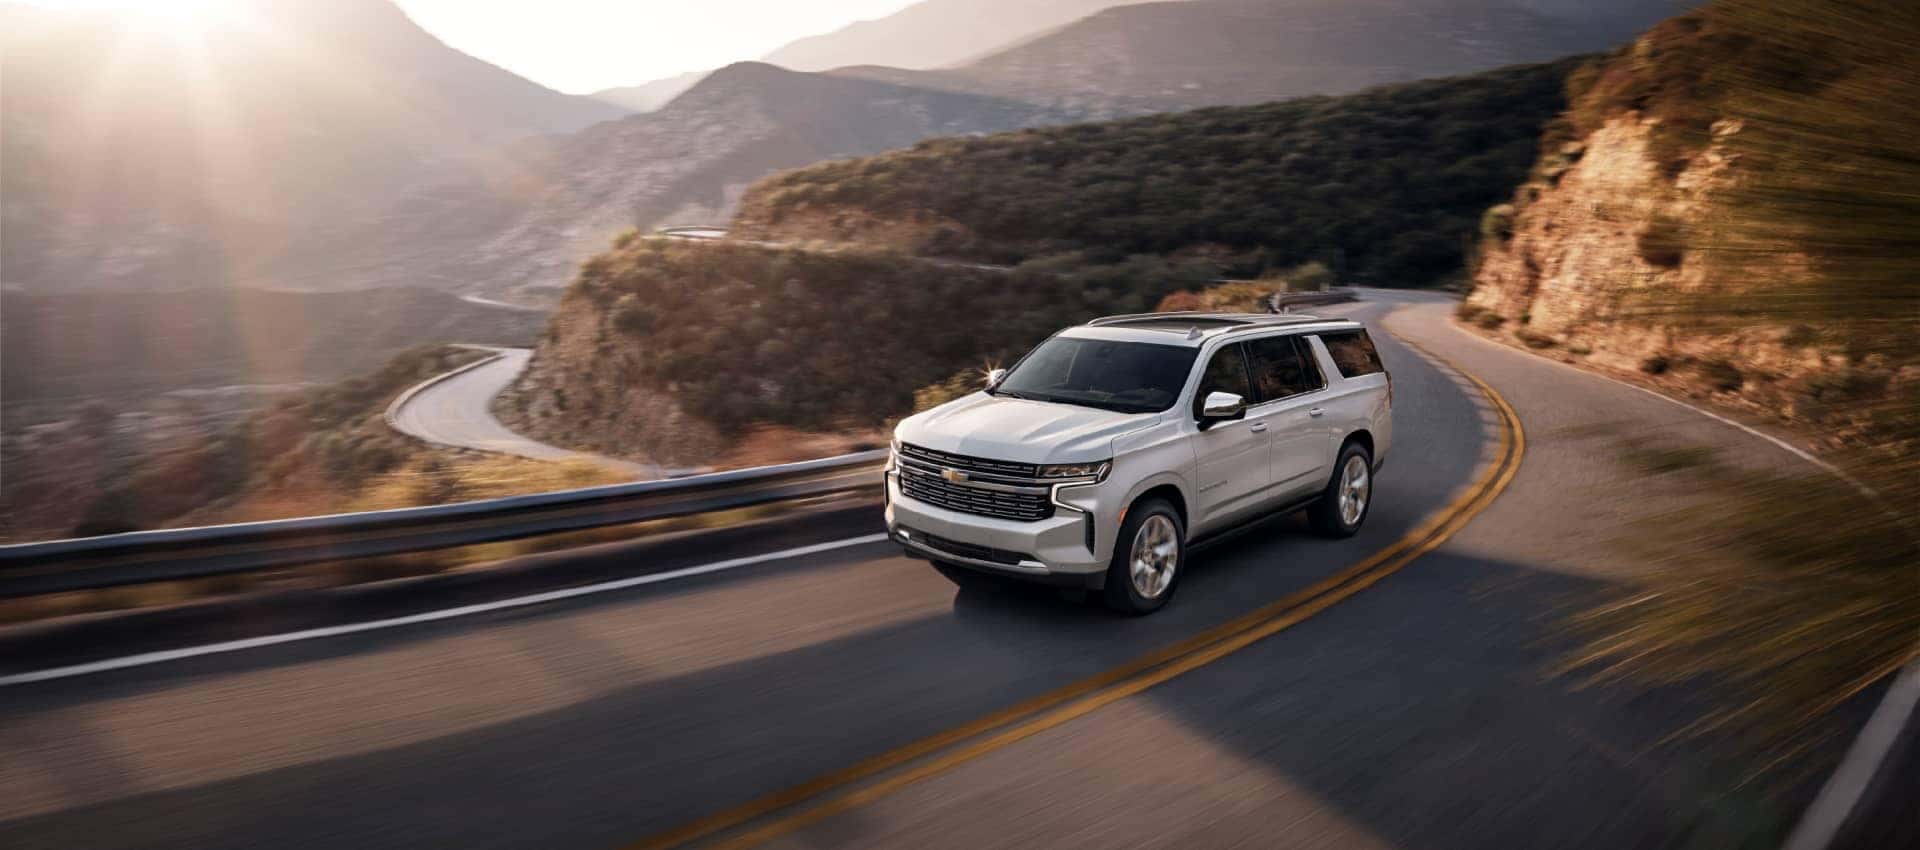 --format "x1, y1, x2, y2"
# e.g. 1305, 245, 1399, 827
991, 336, 1198, 413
